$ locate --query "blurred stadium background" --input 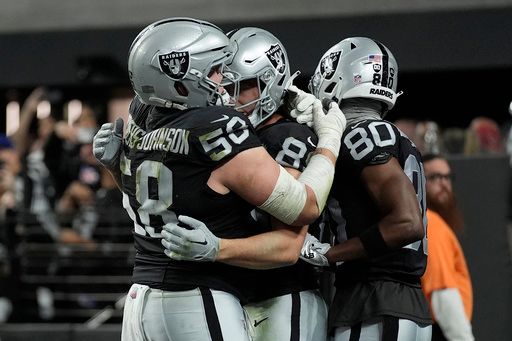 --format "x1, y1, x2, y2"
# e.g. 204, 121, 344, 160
0, 0, 511, 340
